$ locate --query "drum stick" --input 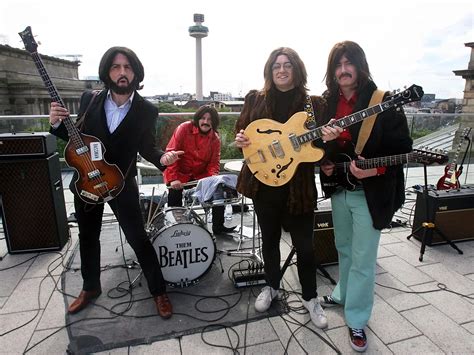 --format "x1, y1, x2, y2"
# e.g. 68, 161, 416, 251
166, 180, 199, 189
146, 187, 156, 226
151, 190, 168, 221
